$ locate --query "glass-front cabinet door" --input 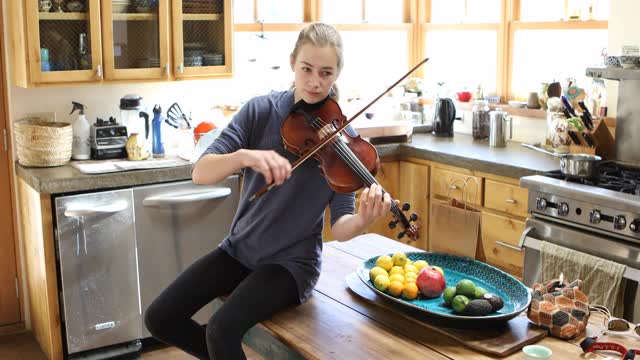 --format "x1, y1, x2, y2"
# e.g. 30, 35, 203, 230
172, 0, 232, 78
25, 0, 103, 83
101, 0, 171, 80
